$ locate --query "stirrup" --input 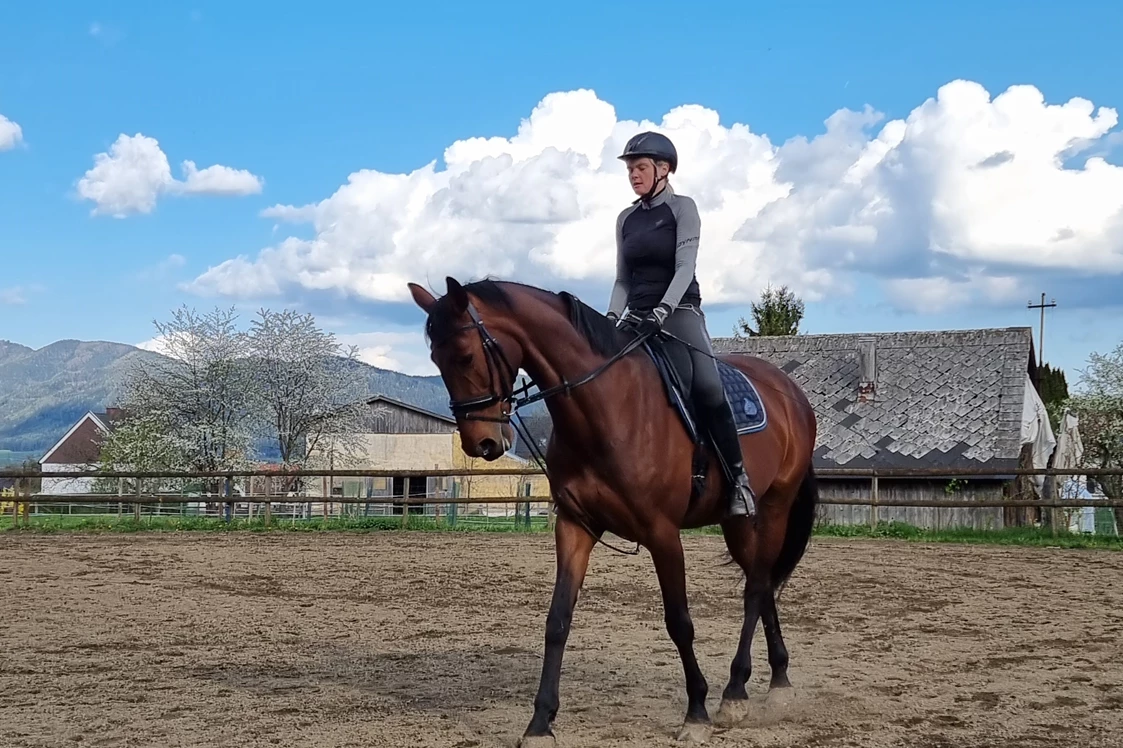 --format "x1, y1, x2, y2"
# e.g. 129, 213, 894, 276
727, 473, 756, 518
